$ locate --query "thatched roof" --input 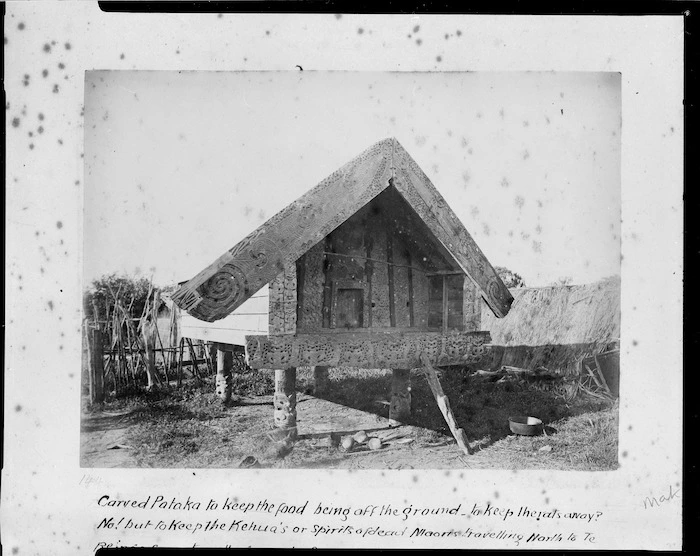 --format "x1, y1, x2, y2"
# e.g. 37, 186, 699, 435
481, 277, 620, 375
